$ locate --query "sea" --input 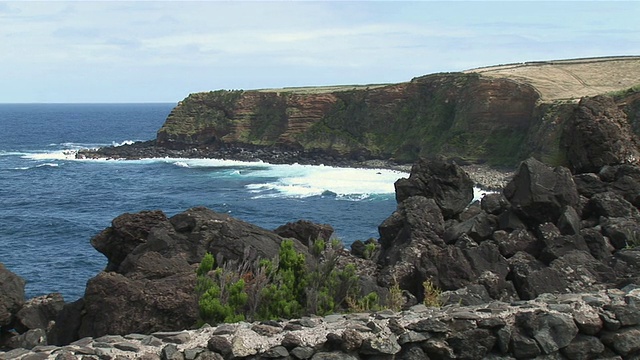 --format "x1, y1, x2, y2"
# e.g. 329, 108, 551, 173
0, 103, 410, 302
